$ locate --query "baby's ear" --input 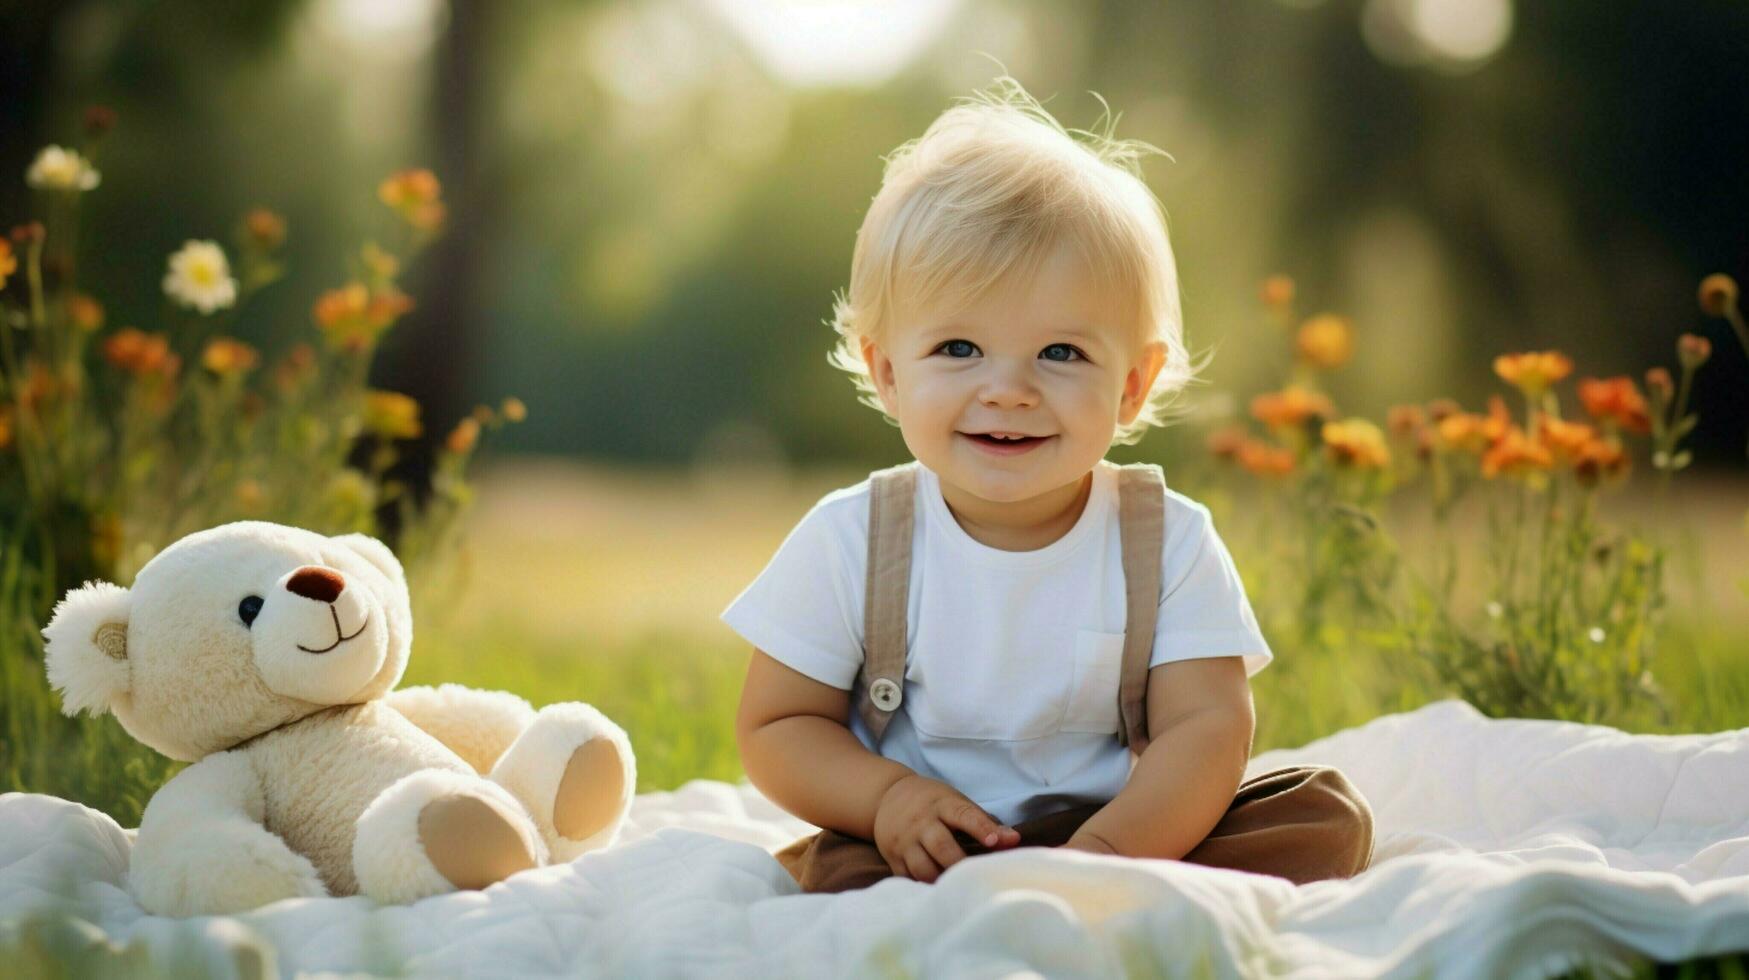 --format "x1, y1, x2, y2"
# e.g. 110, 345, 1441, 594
333, 532, 405, 587
42, 581, 133, 717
